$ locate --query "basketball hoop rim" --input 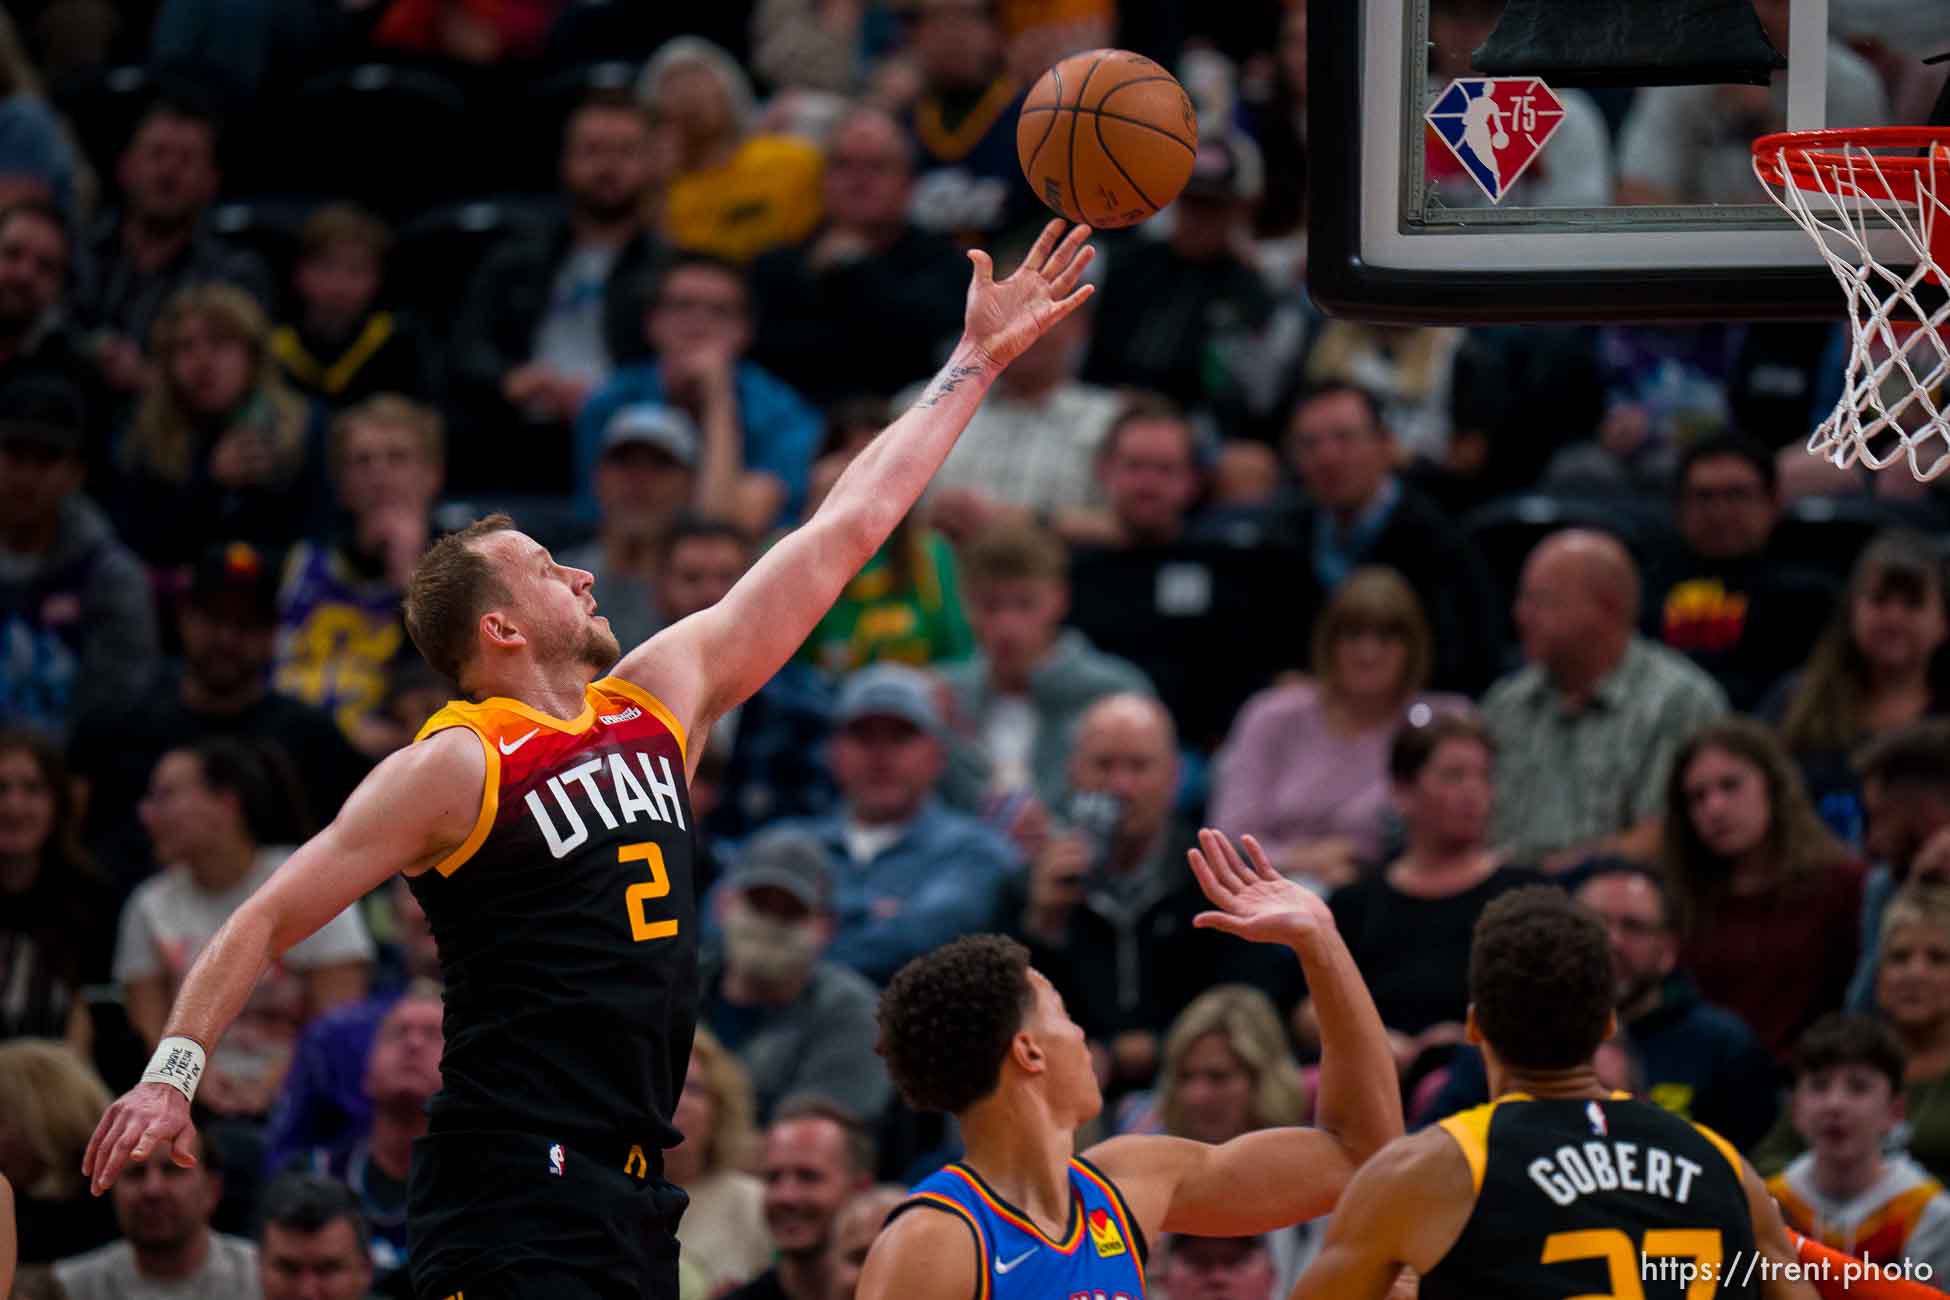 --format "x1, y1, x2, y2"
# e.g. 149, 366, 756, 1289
1753, 127, 1950, 202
